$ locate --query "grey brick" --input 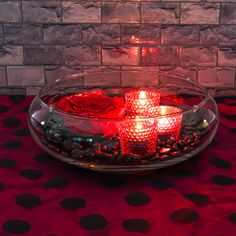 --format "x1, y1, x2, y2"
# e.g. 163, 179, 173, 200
209, 0, 236, 2
121, 67, 159, 87
0, 26, 3, 45
0, 2, 21, 22
214, 89, 236, 97
141, 46, 179, 66
180, 46, 216, 66
0, 67, 6, 86
163, 0, 200, 1
102, 46, 139, 65
141, 2, 180, 24
7, 66, 44, 86
200, 25, 236, 46
102, 2, 139, 23
82, 24, 120, 45
181, 3, 219, 24
162, 25, 199, 45
122, 24, 160, 44
23, 1, 61, 23
218, 47, 236, 66
83, 67, 121, 86
83, 66, 120, 72
44, 24, 81, 44
63, 2, 101, 23
221, 3, 236, 24
24, 46, 63, 65
45, 66, 82, 83
159, 67, 197, 81
5, 24, 43, 45
0, 46, 23, 65
0, 88, 26, 95
26, 87, 42, 95
198, 67, 235, 87
64, 45, 101, 66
